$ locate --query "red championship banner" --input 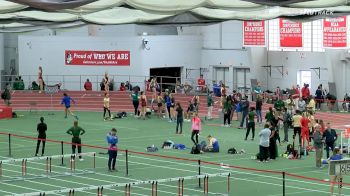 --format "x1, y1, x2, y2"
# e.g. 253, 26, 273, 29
323, 16, 347, 48
279, 19, 303, 47
243, 20, 266, 46
65, 50, 130, 66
